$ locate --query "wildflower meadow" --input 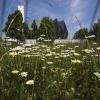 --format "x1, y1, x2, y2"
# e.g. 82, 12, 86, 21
0, 37, 100, 100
